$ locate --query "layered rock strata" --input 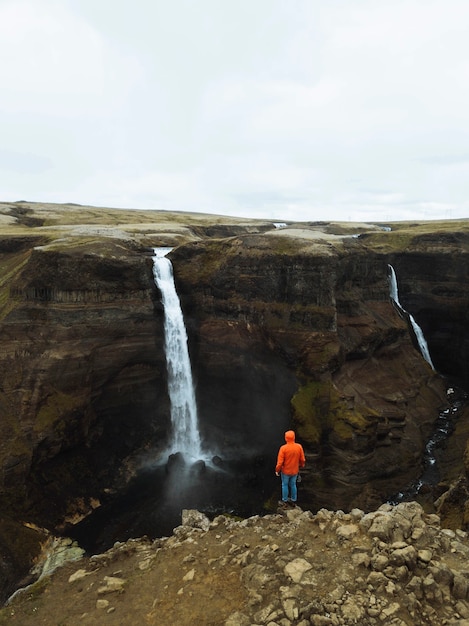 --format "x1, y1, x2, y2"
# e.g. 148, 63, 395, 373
1, 210, 469, 604
0, 239, 167, 522
170, 232, 449, 511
